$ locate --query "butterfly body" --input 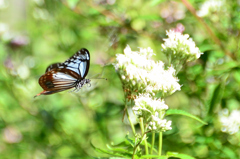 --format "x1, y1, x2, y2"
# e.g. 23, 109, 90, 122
35, 48, 90, 97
